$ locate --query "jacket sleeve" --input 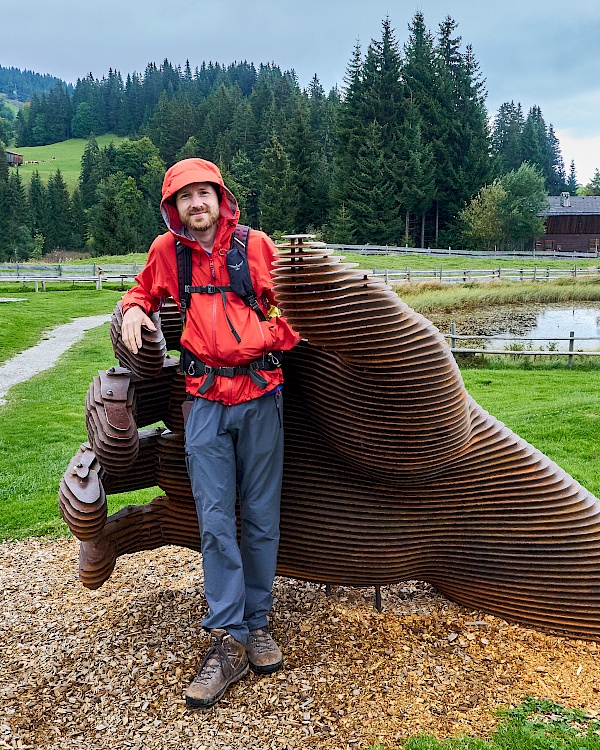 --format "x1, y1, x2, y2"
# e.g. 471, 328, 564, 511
253, 232, 302, 352
121, 235, 177, 315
